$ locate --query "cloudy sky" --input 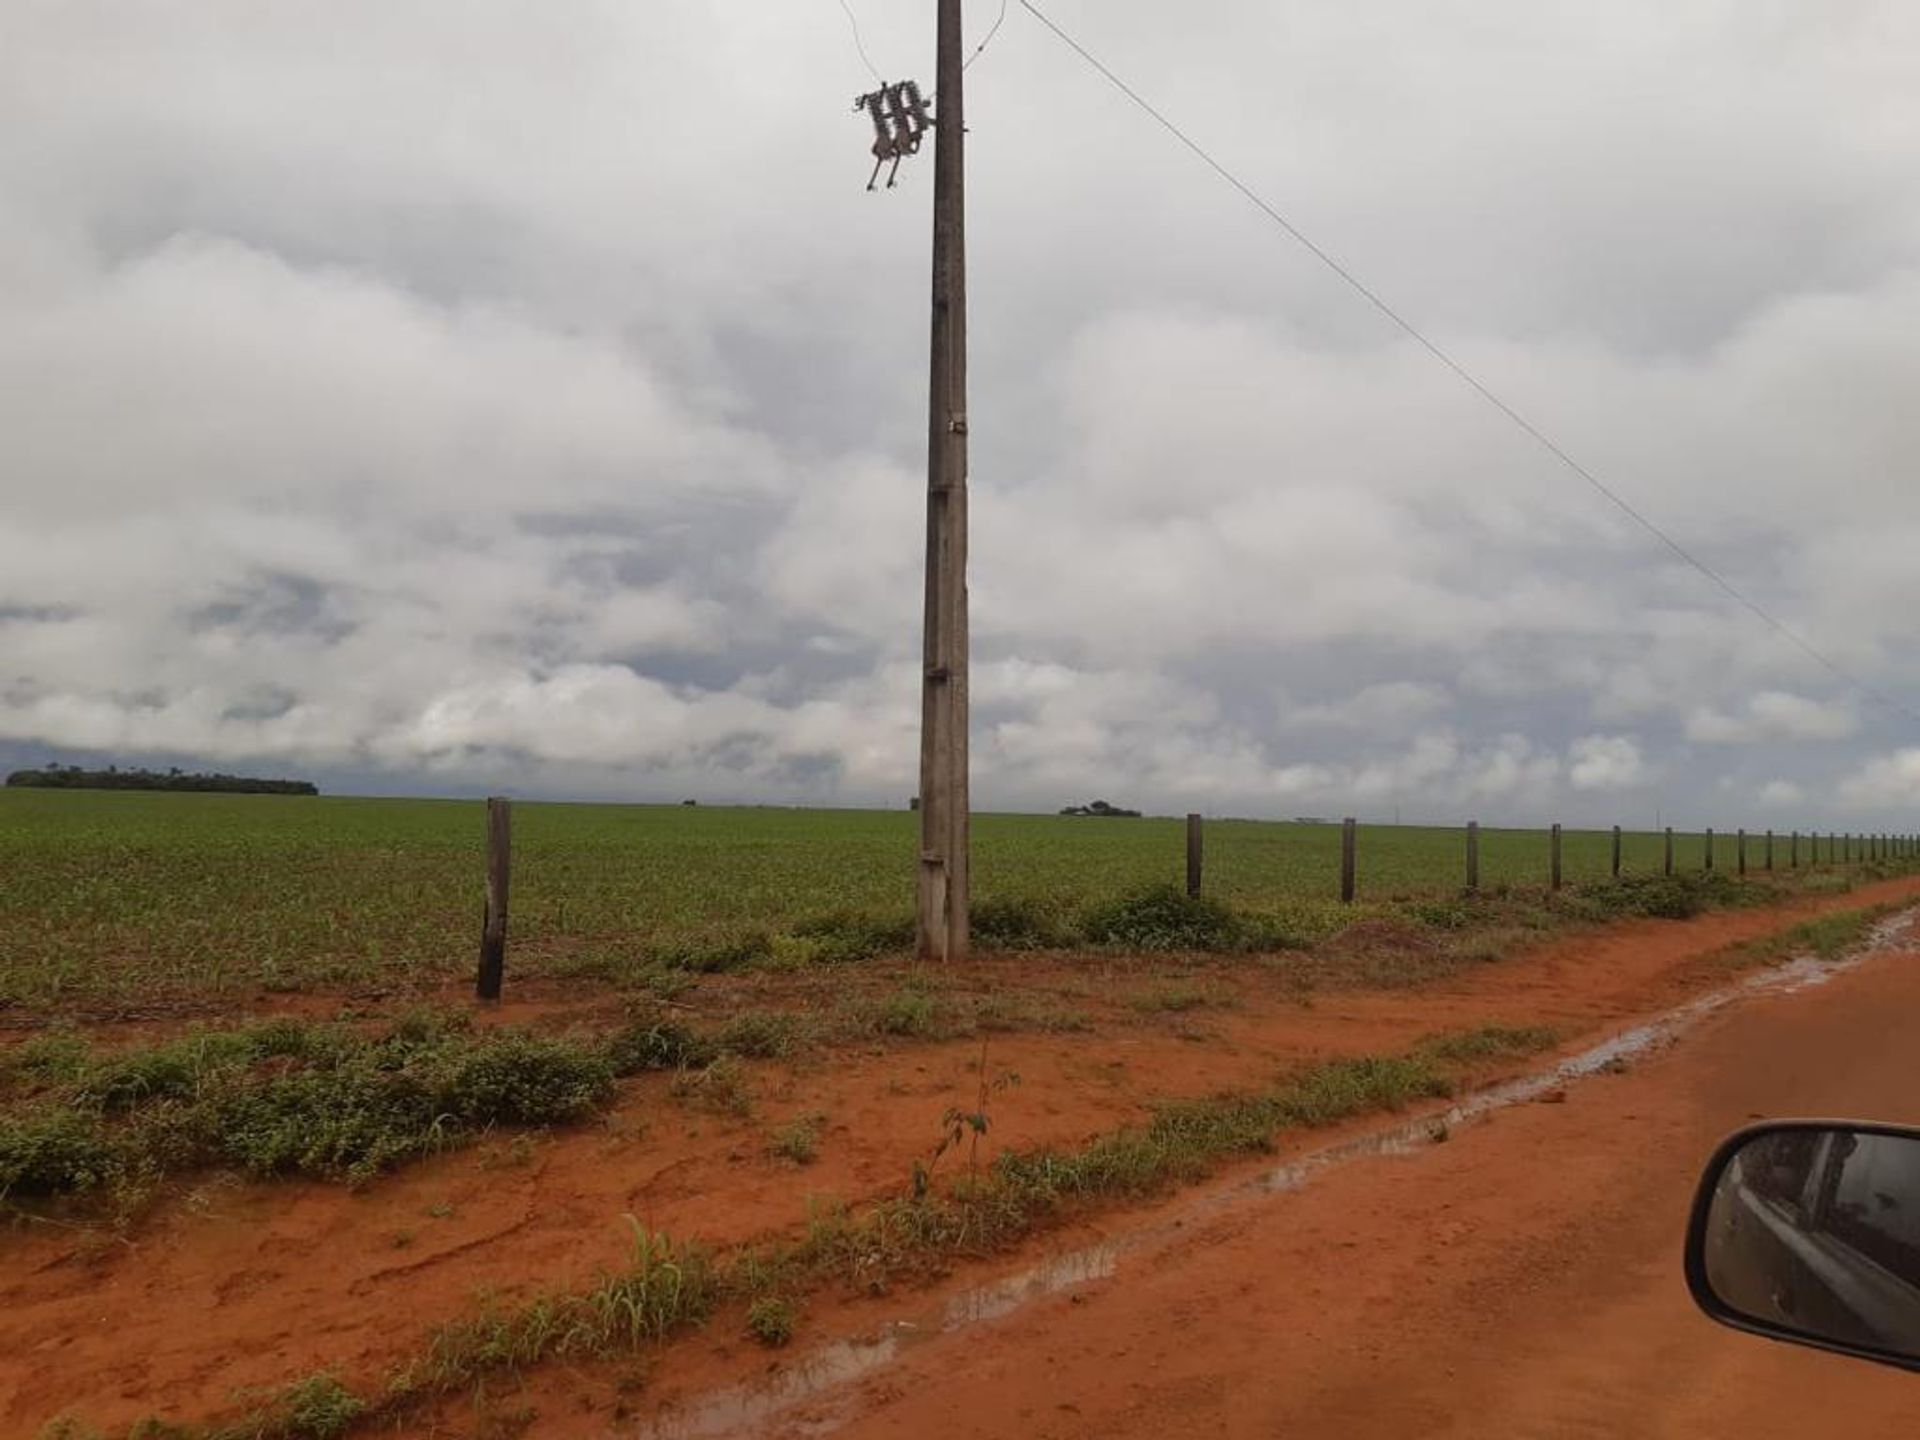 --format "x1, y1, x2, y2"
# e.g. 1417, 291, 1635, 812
3, 1, 1918, 825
